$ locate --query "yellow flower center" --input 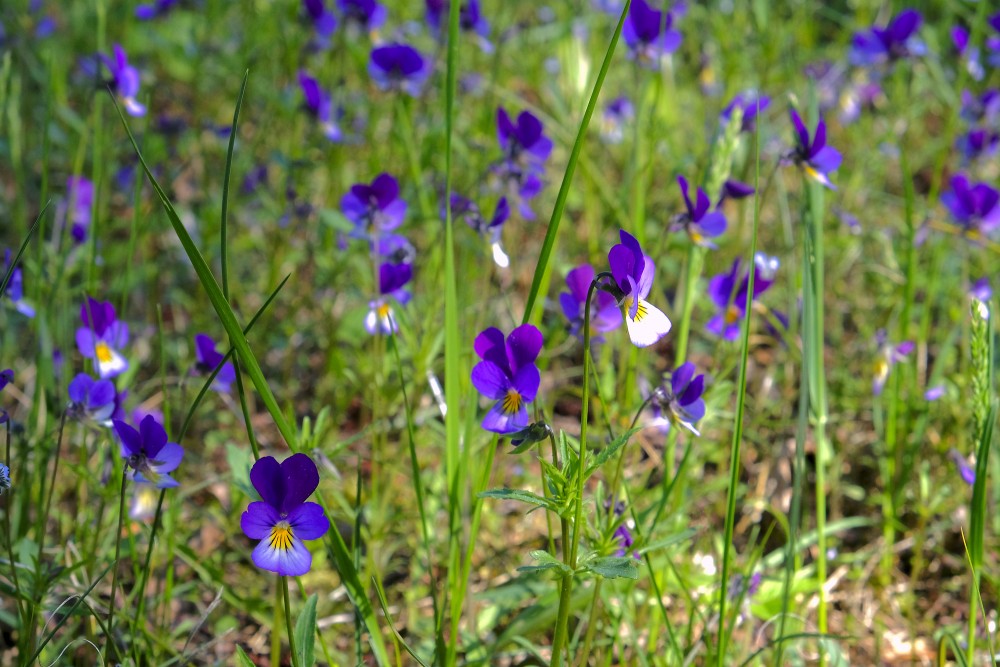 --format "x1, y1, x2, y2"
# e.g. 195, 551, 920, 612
724, 305, 741, 325
502, 389, 523, 415
377, 302, 392, 319
624, 297, 648, 323
268, 521, 294, 552
95, 342, 113, 363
